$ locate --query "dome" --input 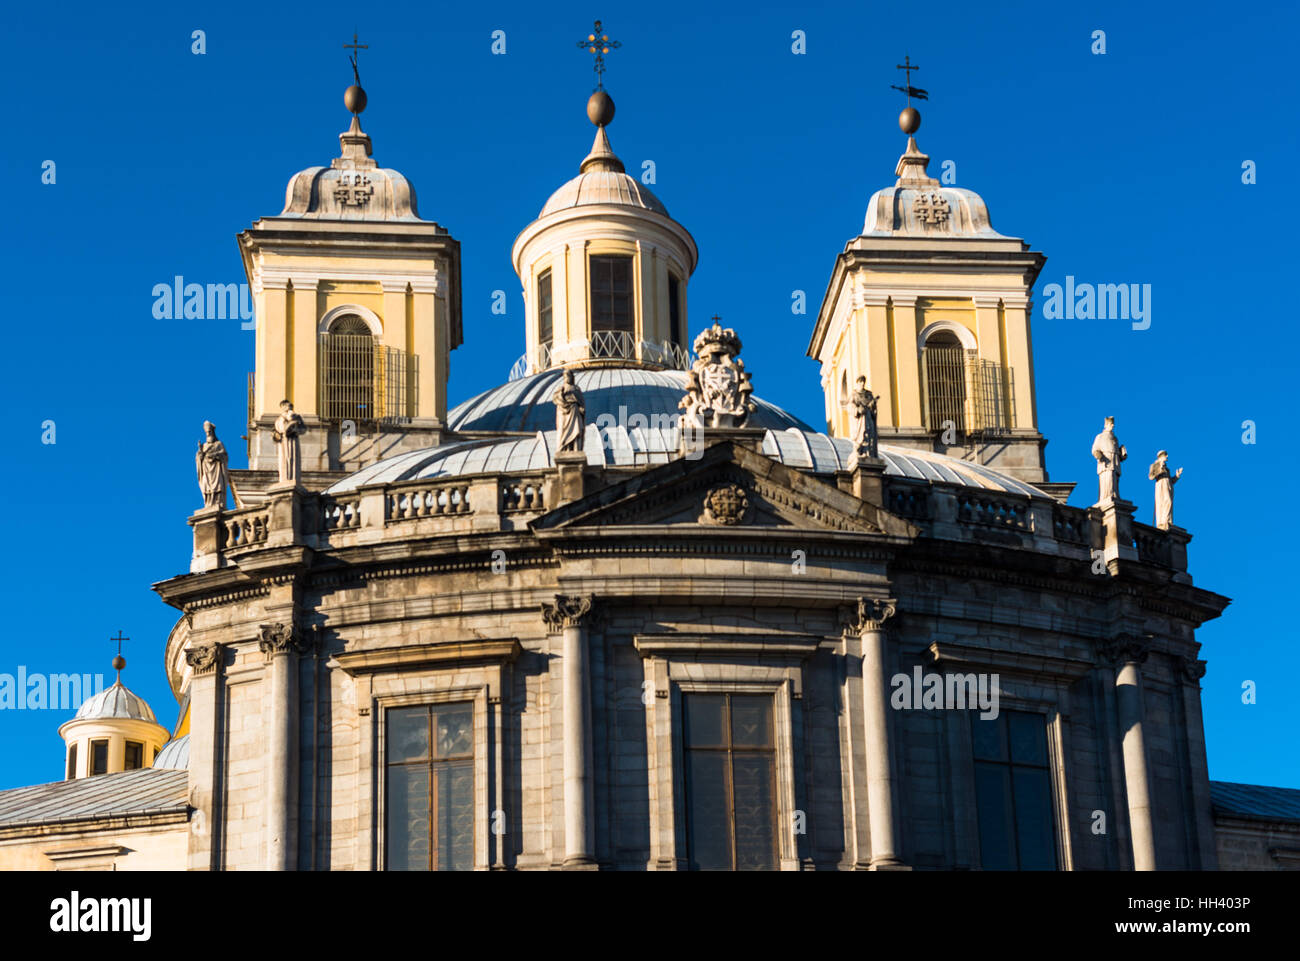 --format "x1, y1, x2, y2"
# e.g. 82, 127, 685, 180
73, 681, 159, 724
448, 367, 812, 435
861, 135, 1009, 240
540, 169, 668, 218
327, 363, 1050, 500
153, 734, 190, 771
280, 163, 423, 222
